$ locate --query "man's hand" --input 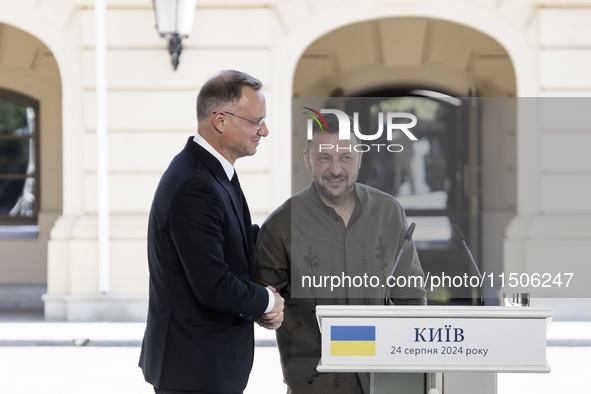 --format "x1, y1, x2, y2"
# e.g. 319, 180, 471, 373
260, 286, 284, 330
